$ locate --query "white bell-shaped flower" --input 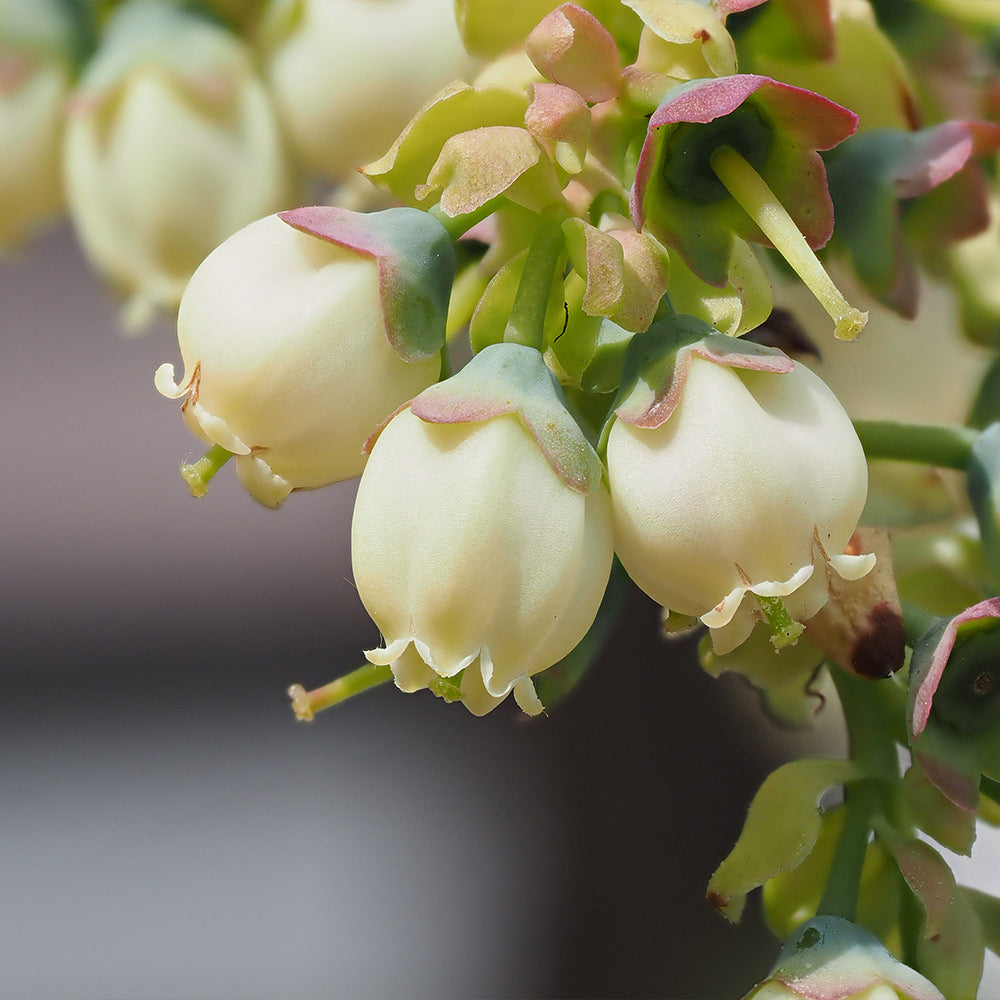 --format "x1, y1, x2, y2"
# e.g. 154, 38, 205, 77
0, 0, 76, 248
606, 320, 874, 653
156, 206, 454, 507
262, 0, 476, 182
352, 343, 615, 716
63, 0, 294, 325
